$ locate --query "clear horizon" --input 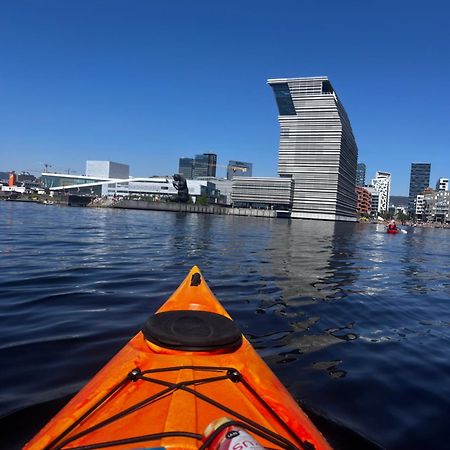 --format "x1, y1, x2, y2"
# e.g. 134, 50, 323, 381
1, 1, 449, 196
